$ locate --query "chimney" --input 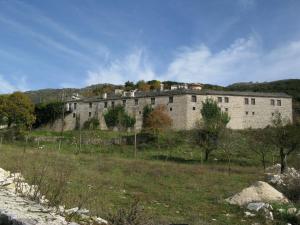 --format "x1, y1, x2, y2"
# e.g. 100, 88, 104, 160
160, 83, 164, 91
